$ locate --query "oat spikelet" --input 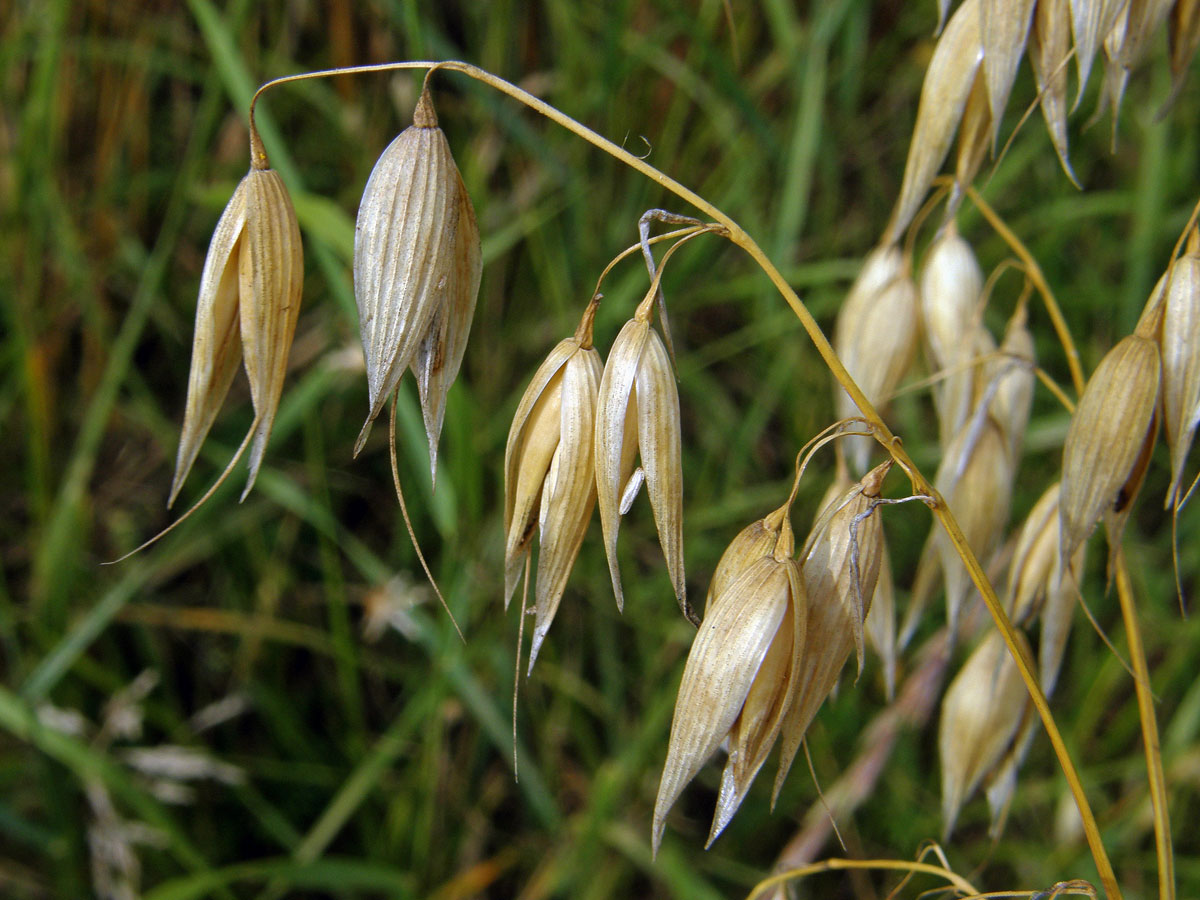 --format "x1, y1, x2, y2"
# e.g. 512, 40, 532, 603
939, 630, 1033, 838
920, 223, 984, 447
1006, 482, 1064, 624
503, 304, 603, 668
354, 88, 480, 467
950, 72, 992, 216
1060, 332, 1160, 565
988, 305, 1036, 463
411, 165, 482, 485
1031, 0, 1080, 185
1070, 0, 1131, 103
1161, 233, 1200, 508
171, 151, 303, 505
653, 518, 803, 855
1040, 543, 1087, 697
933, 414, 1013, 637
884, 0, 984, 244
833, 246, 919, 473
773, 460, 891, 802
595, 307, 691, 622
981, 0, 1037, 147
